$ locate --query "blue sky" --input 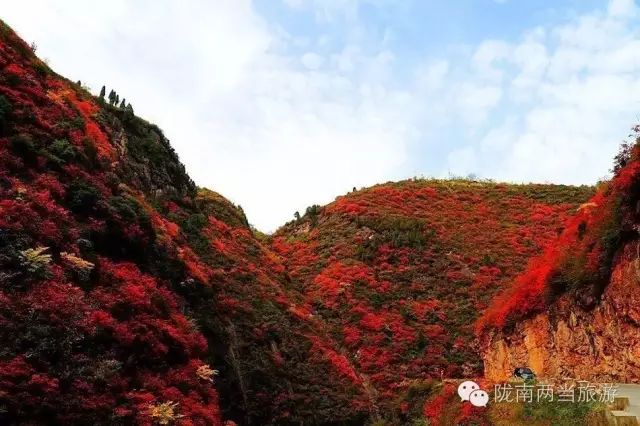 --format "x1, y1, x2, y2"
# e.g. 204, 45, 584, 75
3, 0, 640, 230
259, 1, 599, 52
